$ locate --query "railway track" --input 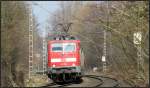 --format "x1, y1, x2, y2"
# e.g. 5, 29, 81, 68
84, 75, 119, 87
41, 82, 75, 87
83, 75, 104, 87
40, 74, 125, 87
